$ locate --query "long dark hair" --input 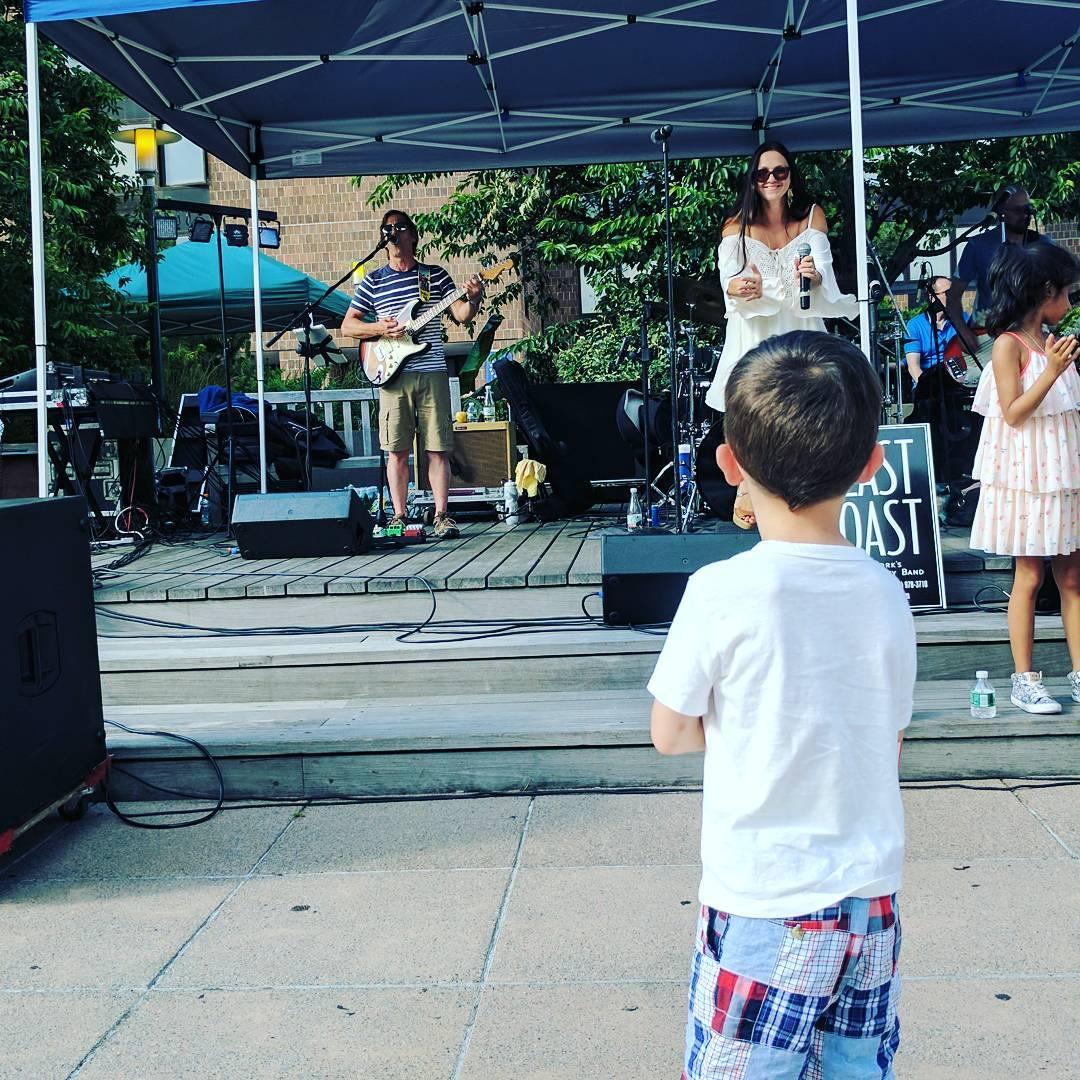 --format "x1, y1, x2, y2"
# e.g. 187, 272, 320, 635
984, 242, 1080, 337
728, 141, 813, 271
